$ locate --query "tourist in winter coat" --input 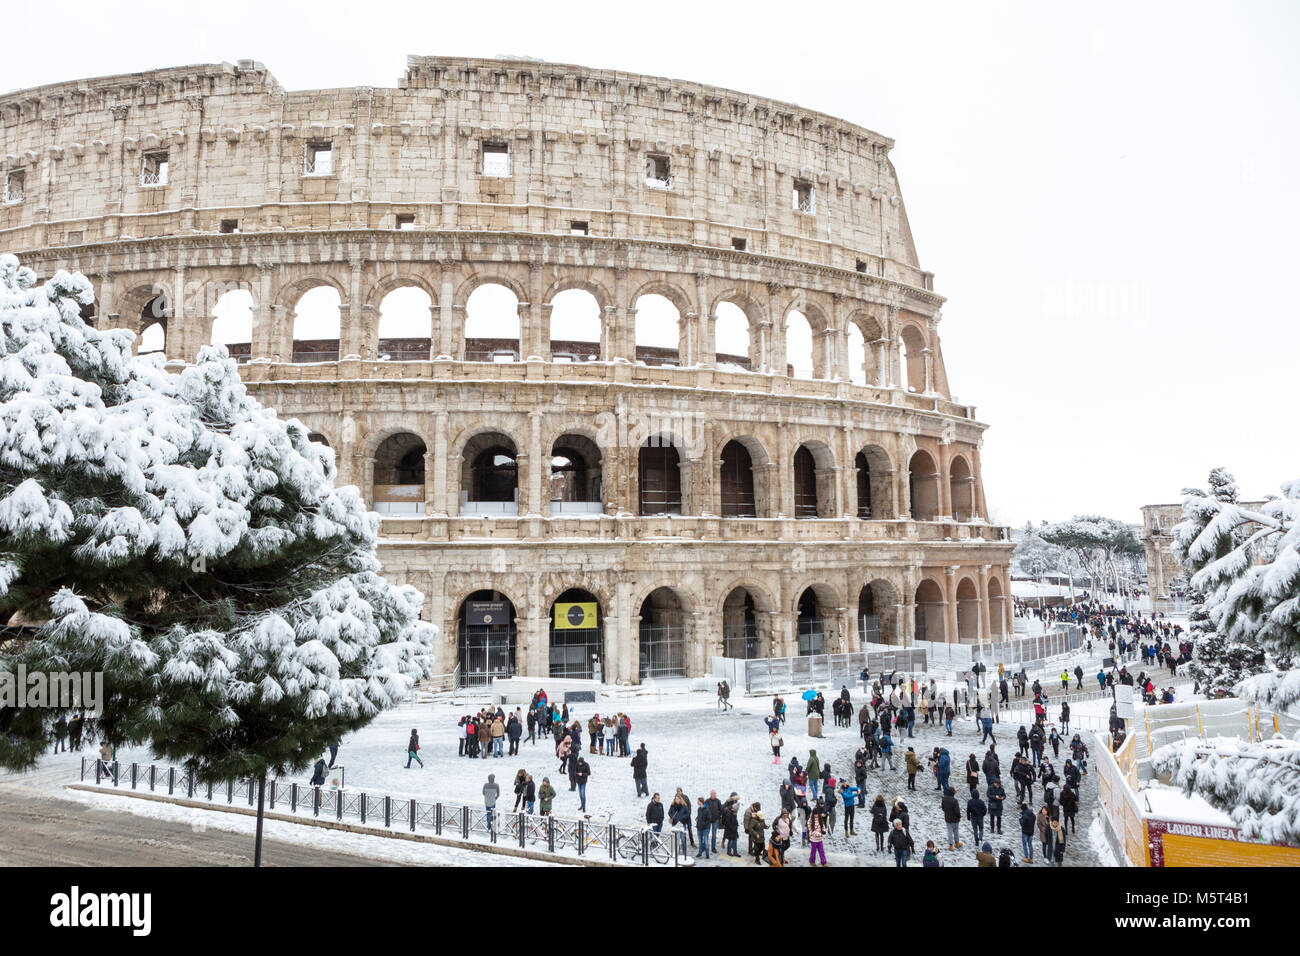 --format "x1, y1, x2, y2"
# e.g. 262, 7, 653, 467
668, 795, 691, 856
538, 778, 556, 815
888, 820, 914, 866
904, 748, 921, 790
967, 791, 987, 845
631, 743, 649, 796
870, 795, 889, 850
770, 728, 784, 761
747, 809, 768, 863
1049, 819, 1067, 865
695, 798, 713, 858
1060, 785, 1079, 833
1036, 806, 1051, 858
557, 735, 572, 774
1016, 725, 1029, 758
646, 793, 665, 831
982, 748, 1000, 787
941, 787, 963, 849
574, 757, 591, 812
987, 780, 1006, 833
976, 841, 997, 867
310, 757, 327, 786
922, 841, 942, 867
506, 714, 522, 755
721, 796, 741, 857
889, 796, 911, 837
405, 729, 423, 768
966, 754, 981, 796
772, 810, 793, 864
1019, 803, 1037, 863
482, 774, 501, 827
807, 810, 828, 866
805, 750, 822, 800
935, 748, 951, 792
512, 769, 528, 811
